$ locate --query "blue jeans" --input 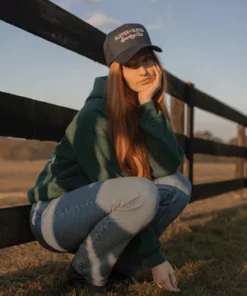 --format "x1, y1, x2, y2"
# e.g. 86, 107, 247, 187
30, 172, 191, 286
